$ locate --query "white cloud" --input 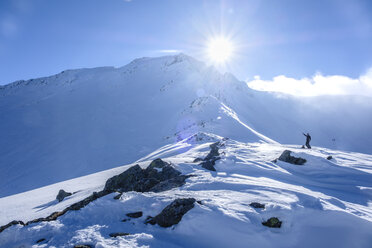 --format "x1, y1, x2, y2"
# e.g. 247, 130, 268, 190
246, 68, 372, 97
